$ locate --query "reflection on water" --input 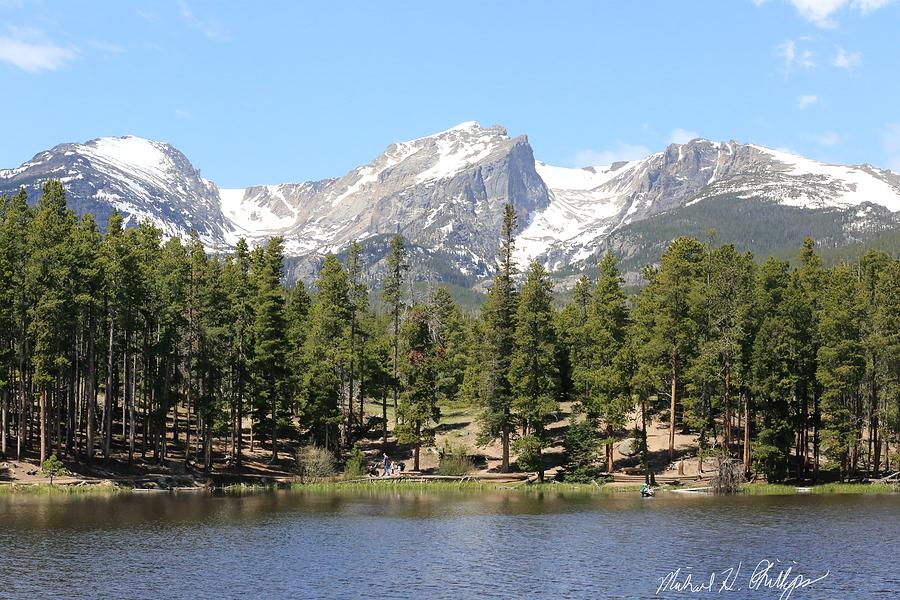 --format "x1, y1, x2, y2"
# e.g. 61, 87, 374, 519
1, 489, 898, 599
